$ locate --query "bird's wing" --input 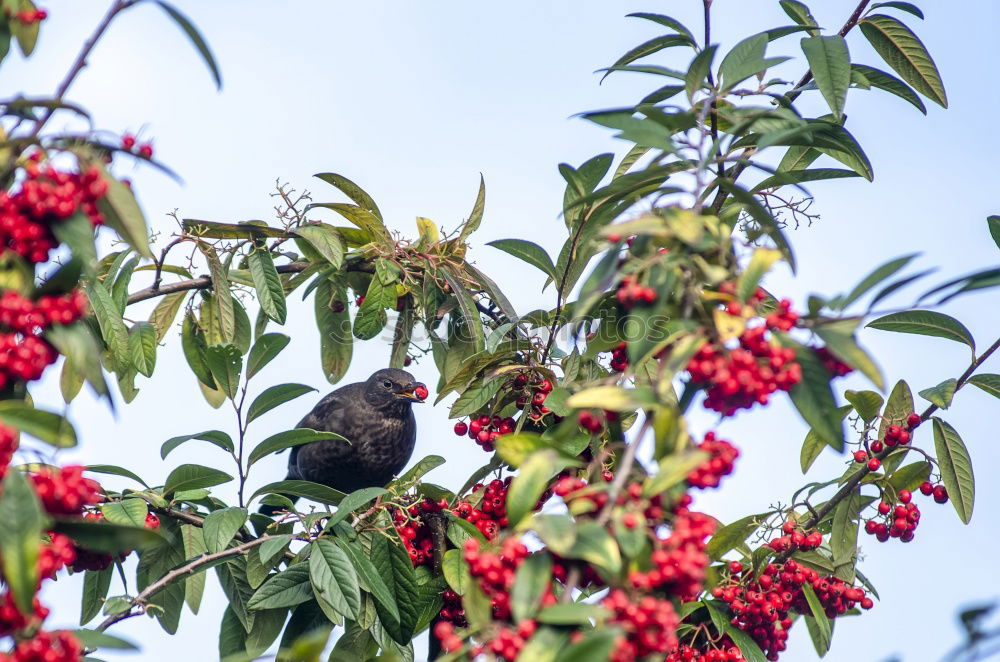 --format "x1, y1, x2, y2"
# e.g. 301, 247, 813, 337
296, 388, 354, 434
